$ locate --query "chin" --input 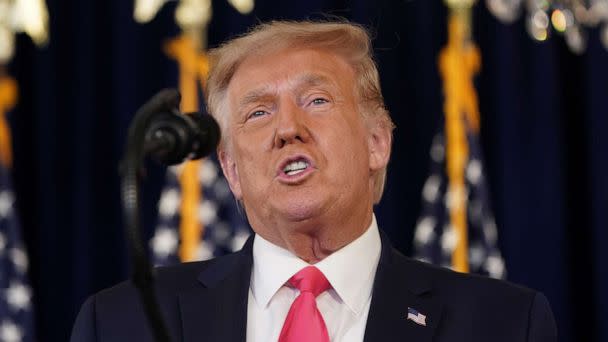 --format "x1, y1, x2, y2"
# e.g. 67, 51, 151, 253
274, 197, 326, 224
